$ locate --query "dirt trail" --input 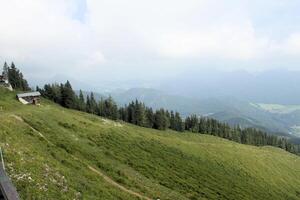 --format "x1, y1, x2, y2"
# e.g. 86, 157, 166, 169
88, 165, 152, 200
71, 154, 153, 200
12, 115, 153, 200
11, 114, 54, 145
